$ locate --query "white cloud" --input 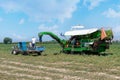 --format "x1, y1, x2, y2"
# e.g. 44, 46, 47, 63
12, 33, 27, 41
0, 1, 20, 13
113, 26, 120, 34
0, 0, 79, 23
112, 25, 120, 40
38, 24, 62, 41
38, 24, 59, 34
103, 8, 120, 18
19, 18, 25, 24
83, 0, 105, 10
